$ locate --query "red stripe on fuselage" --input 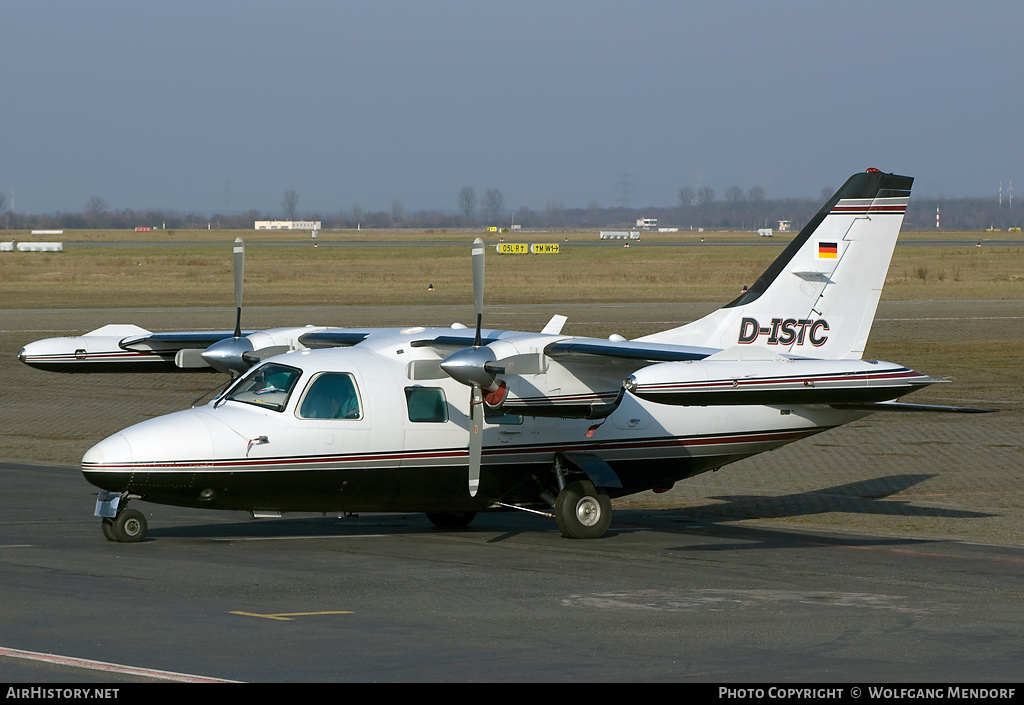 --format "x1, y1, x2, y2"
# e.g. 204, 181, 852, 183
81, 427, 825, 474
